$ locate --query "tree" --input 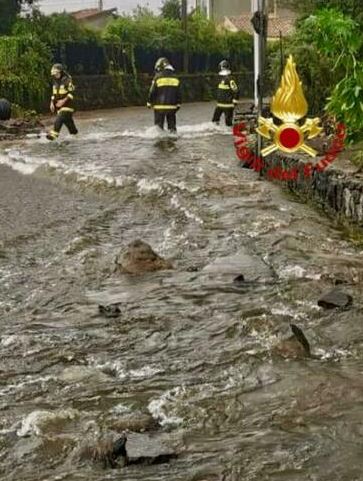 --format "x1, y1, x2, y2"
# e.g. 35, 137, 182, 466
0, 0, 34, 35
132, 5, 155, 18
280, 0, 363, 22
270, 8, 363, 141
13, 11, 100, 45
161, 0, 181, 21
